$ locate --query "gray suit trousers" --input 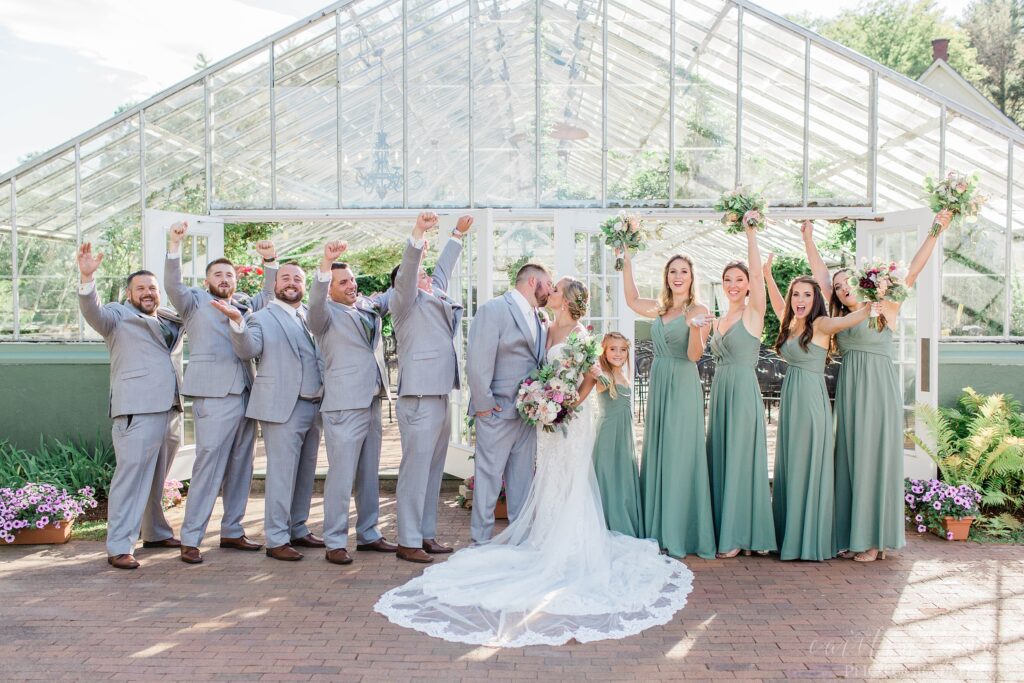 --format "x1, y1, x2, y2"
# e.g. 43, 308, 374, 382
179, 393, 256, 547
261, 399, 321, 547
106, 410, 179, 556
322, 399, 384, 550
469, 414, 536, 543
396, 396, 451, 547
